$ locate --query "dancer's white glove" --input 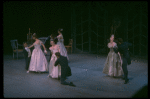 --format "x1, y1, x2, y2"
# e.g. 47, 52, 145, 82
44, 50, 47, 54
